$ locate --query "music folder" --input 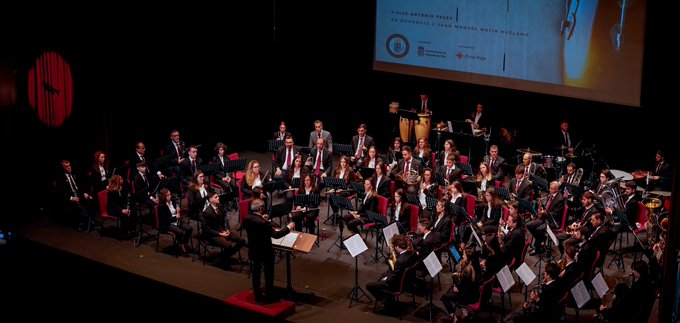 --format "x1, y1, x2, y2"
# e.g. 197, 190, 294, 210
272, 232, 300, 248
